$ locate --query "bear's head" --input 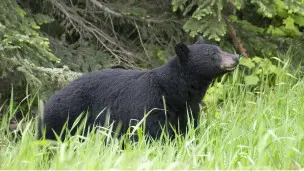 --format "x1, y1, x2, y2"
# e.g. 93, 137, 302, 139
175, 39, 239, 79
